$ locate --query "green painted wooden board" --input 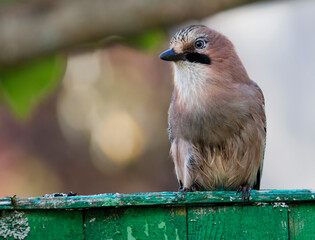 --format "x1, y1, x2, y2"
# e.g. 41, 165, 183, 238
85, 207, 186, 240
188, 205, 289, 239
289, 203, 315, 240
0, 190, 314, 239
0, 210, 83, 240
